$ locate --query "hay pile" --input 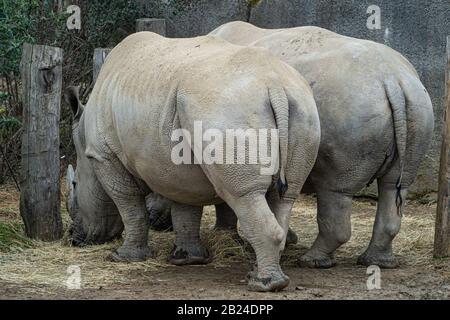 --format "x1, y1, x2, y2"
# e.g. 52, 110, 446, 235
0, 184, 445, 295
